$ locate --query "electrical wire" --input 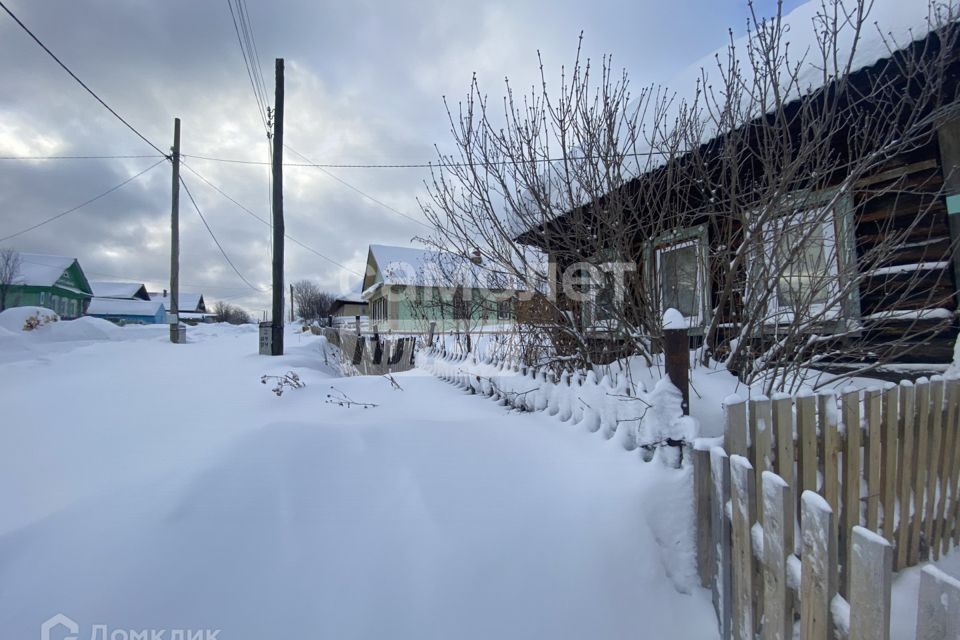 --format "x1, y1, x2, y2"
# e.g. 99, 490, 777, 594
0, 0, 168, 158
0, 158, 167, 242
226, 0, 269, 134
178, 174, 266, 292
282, 144, 433, 230
0, 154, 164, 161
179, 161, 363, 276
